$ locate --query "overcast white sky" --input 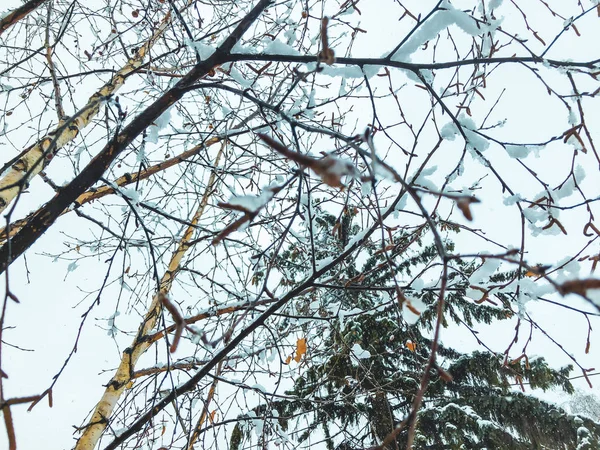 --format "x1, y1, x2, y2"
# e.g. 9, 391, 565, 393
1, 0, 600, 449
